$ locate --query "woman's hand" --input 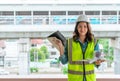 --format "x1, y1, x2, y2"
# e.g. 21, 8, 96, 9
95, 59, 105, 65
52, 37, 63, 48
52, 37, 64, 56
